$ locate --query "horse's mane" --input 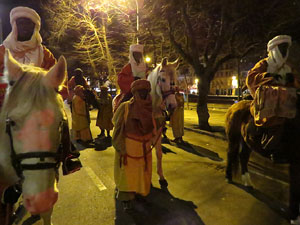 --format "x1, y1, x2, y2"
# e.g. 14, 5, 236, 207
147, 65, 162, 110
0, 65, 64, 126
